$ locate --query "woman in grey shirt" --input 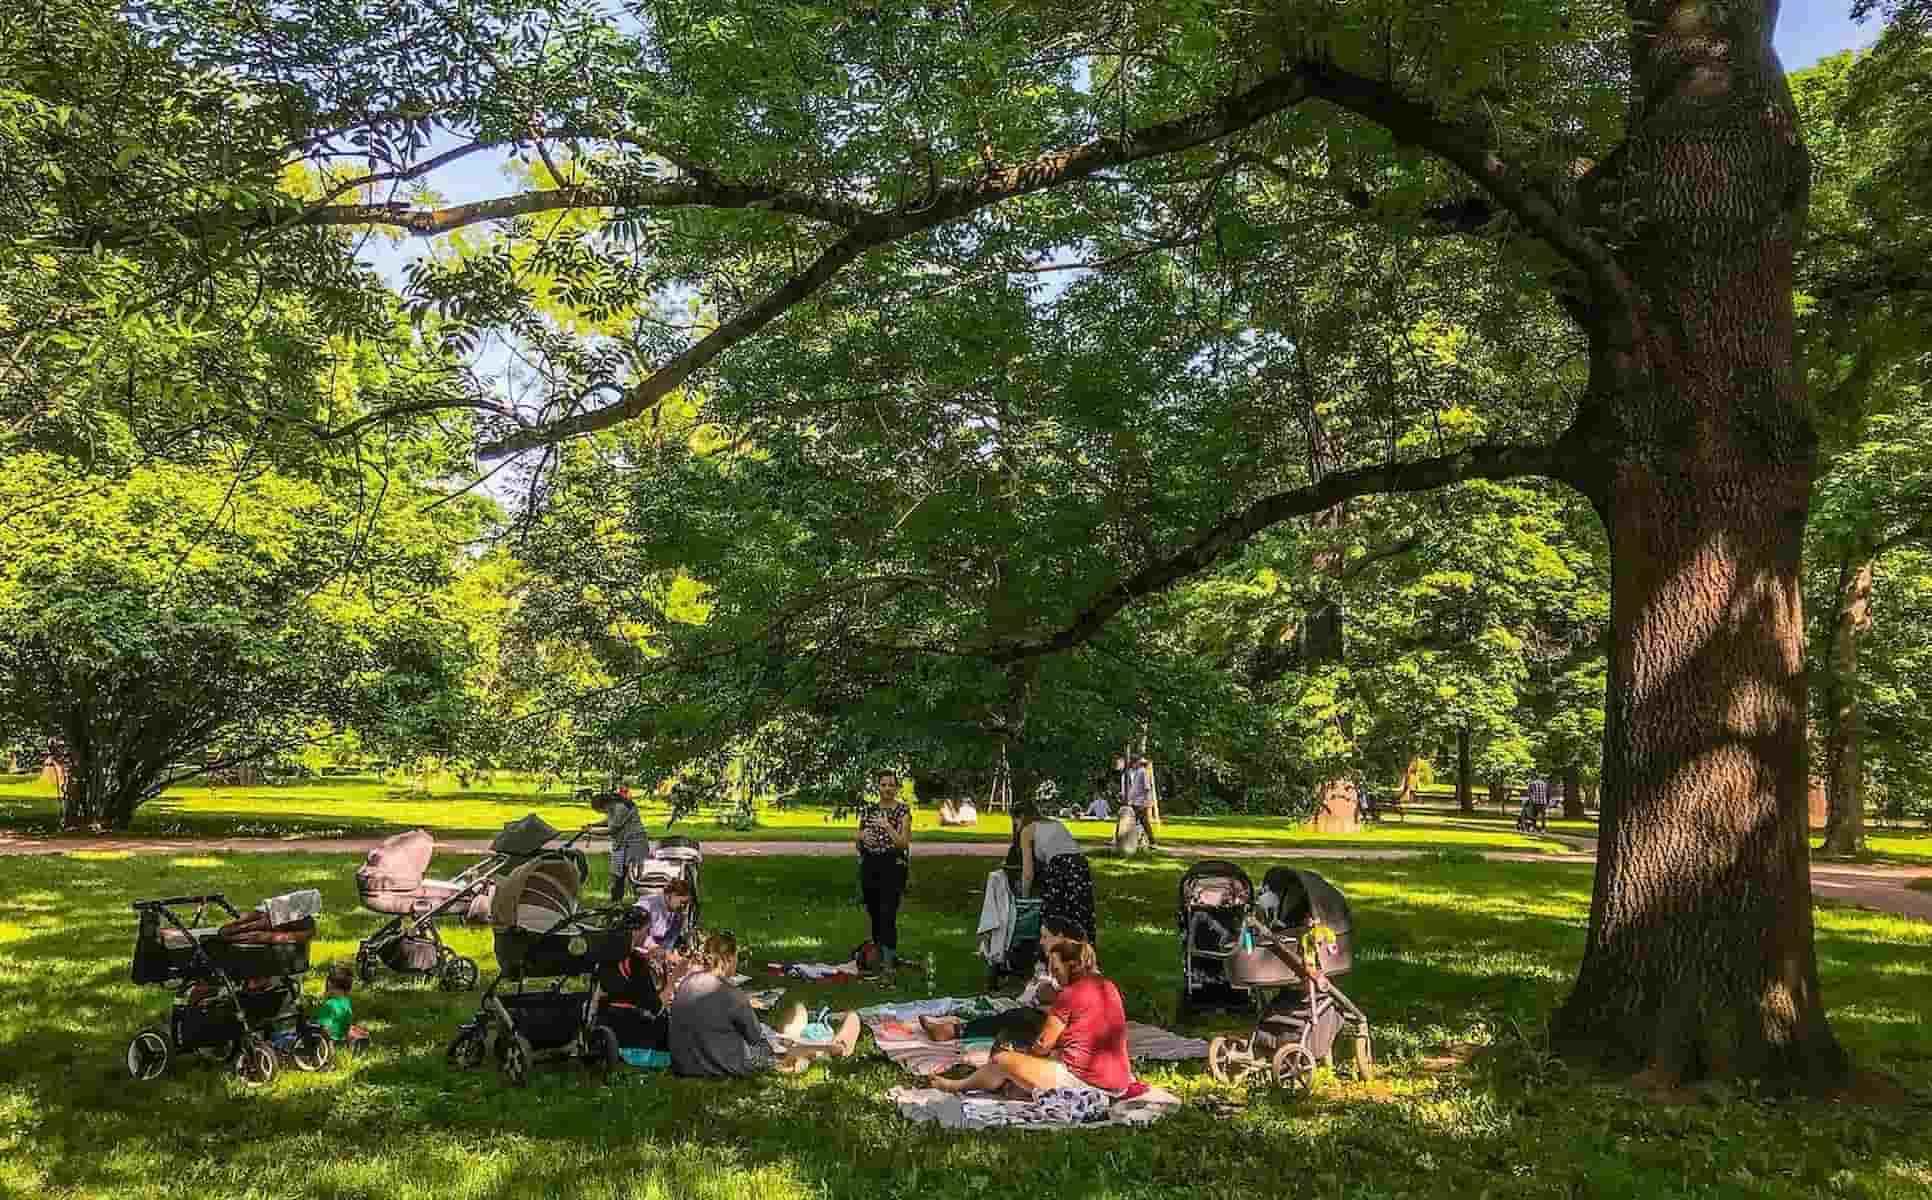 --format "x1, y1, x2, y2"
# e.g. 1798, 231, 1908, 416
669, 933, 860, 1077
